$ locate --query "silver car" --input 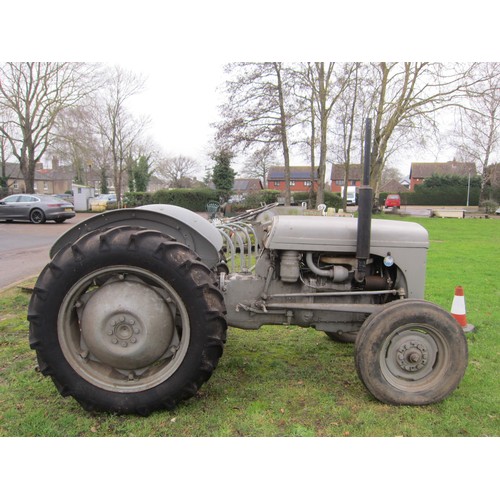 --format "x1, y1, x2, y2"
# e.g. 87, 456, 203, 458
0, 194, 76, 224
